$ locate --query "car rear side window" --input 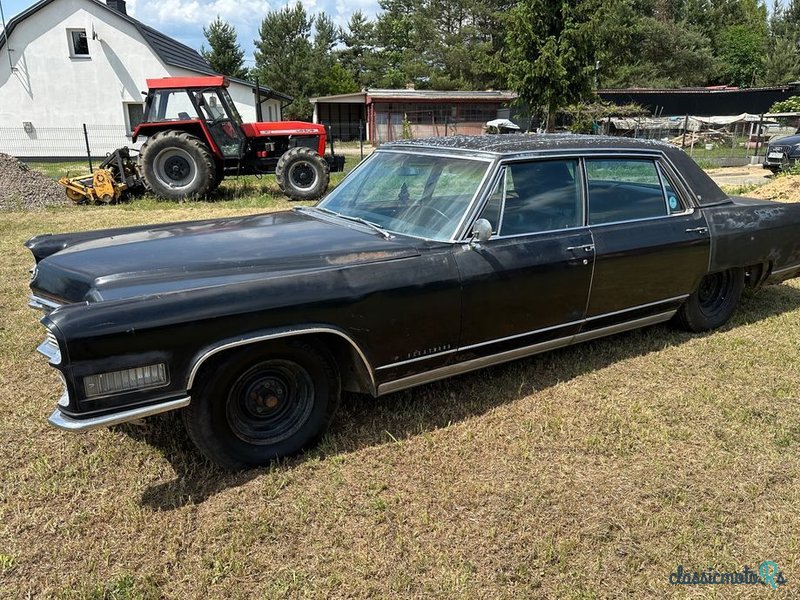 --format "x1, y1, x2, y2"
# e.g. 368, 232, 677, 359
479, 159, 582, 236
586, 159, 670, 225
